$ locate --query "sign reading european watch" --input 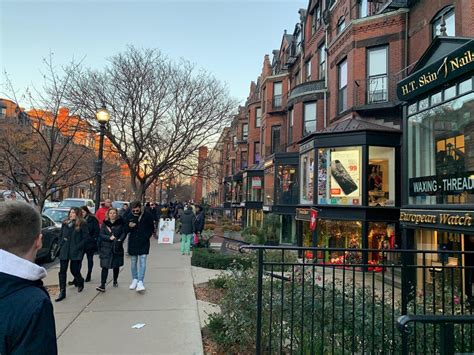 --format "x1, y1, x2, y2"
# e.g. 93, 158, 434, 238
400, 209, 474, 233
397, 40, 474, 101
409, 172, 474, 196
